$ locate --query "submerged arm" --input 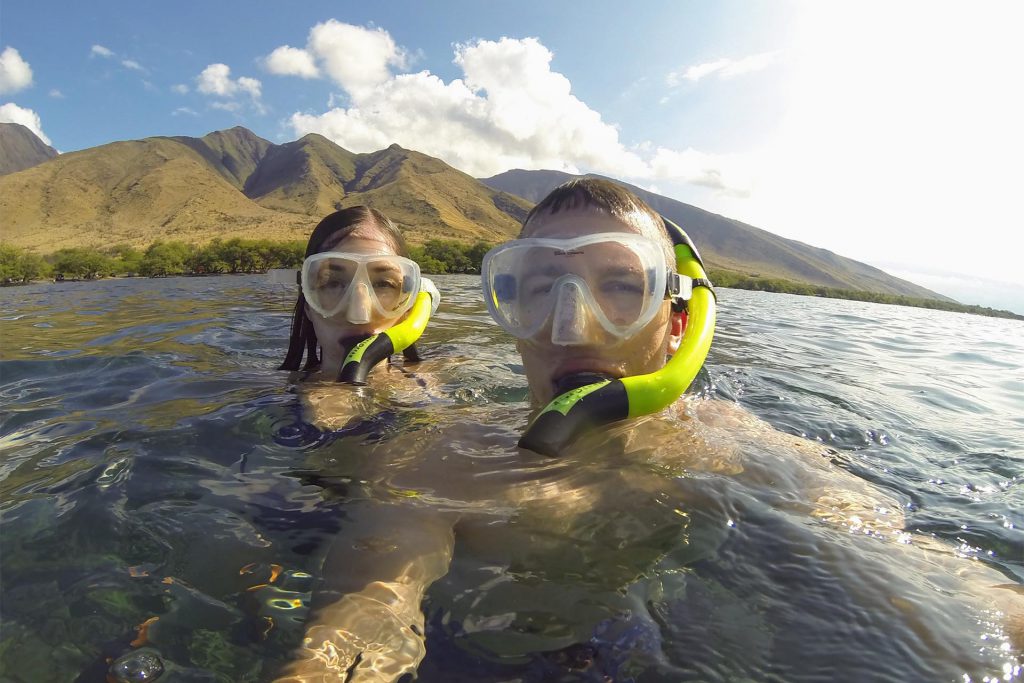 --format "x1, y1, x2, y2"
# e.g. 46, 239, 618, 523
275, 503, 455, 682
